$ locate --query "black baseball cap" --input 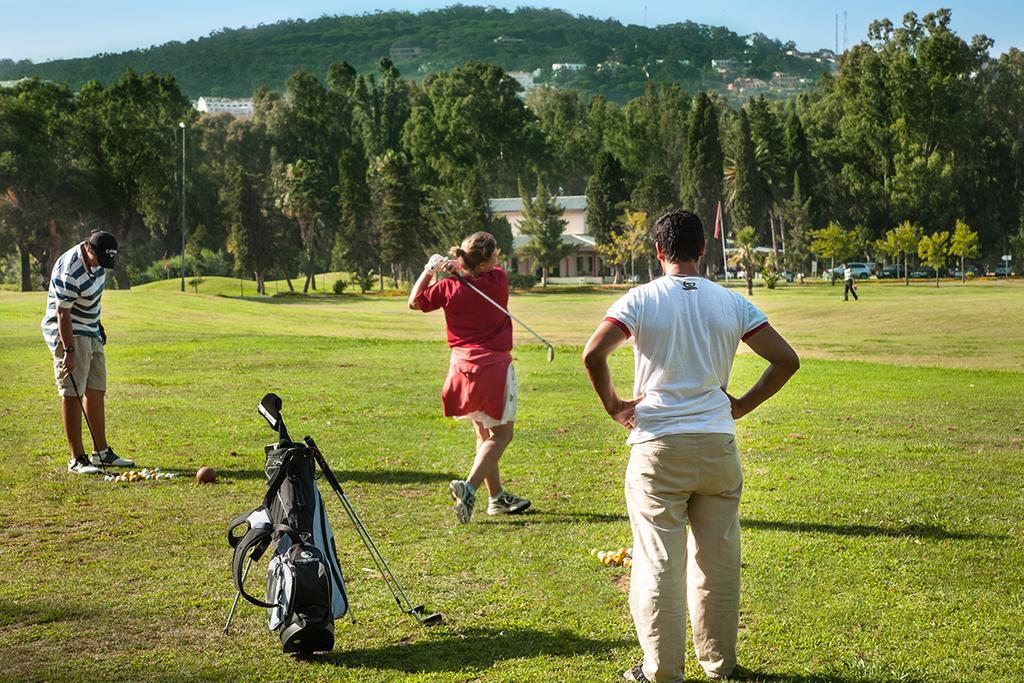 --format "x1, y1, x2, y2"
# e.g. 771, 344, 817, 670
87, 231, 118, 269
